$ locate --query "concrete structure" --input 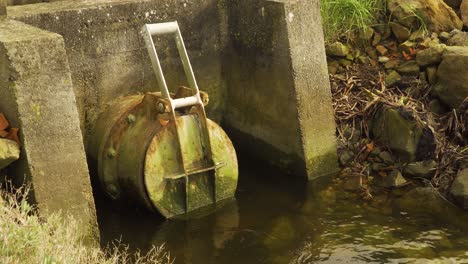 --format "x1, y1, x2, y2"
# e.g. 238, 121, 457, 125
0, 19, 98, 240
0, 0, 338, 235
9, 0, 227, 144
1, 0, 6, 18
224, 0, 339, 179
